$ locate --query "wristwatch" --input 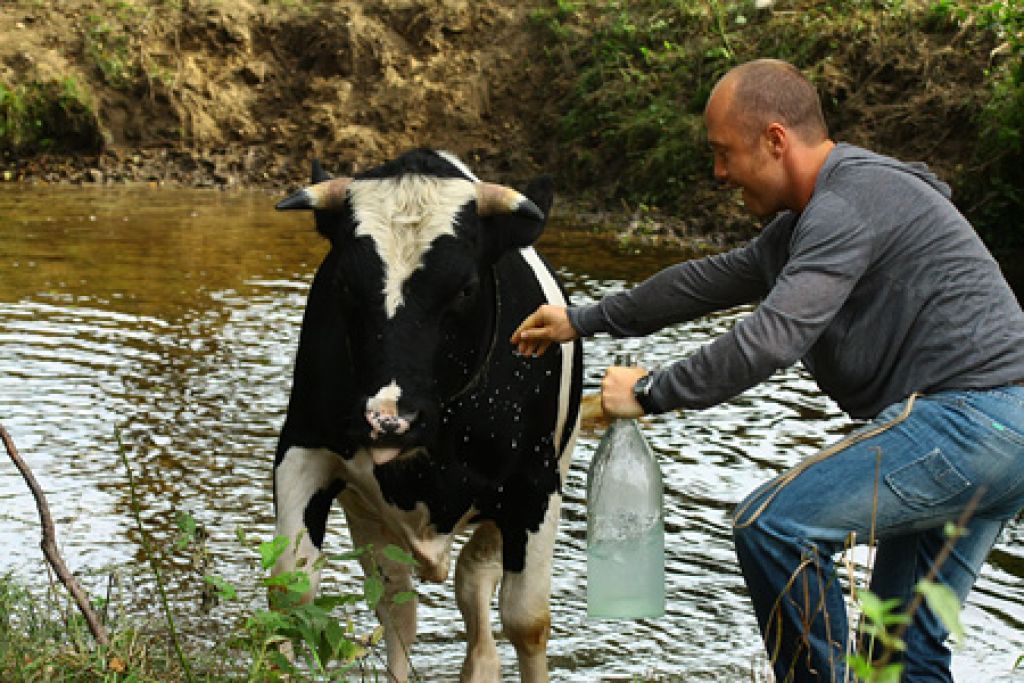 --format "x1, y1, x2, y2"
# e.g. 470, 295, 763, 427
633, 372, 658, 414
